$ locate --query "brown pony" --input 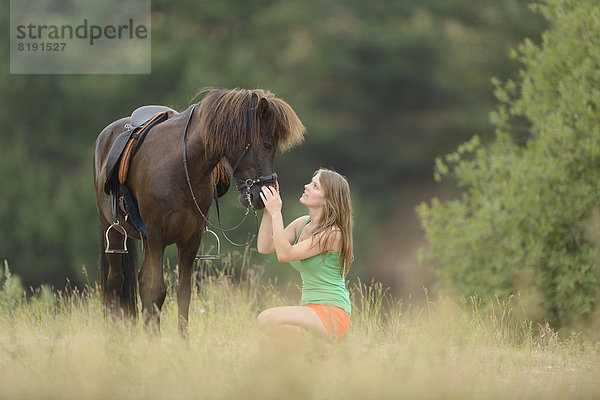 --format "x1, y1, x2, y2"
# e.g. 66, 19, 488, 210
93, 88, 304, 335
